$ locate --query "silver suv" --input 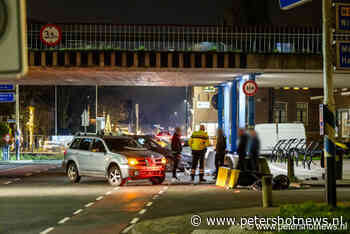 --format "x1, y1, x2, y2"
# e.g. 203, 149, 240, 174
63, 135, 166, 186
